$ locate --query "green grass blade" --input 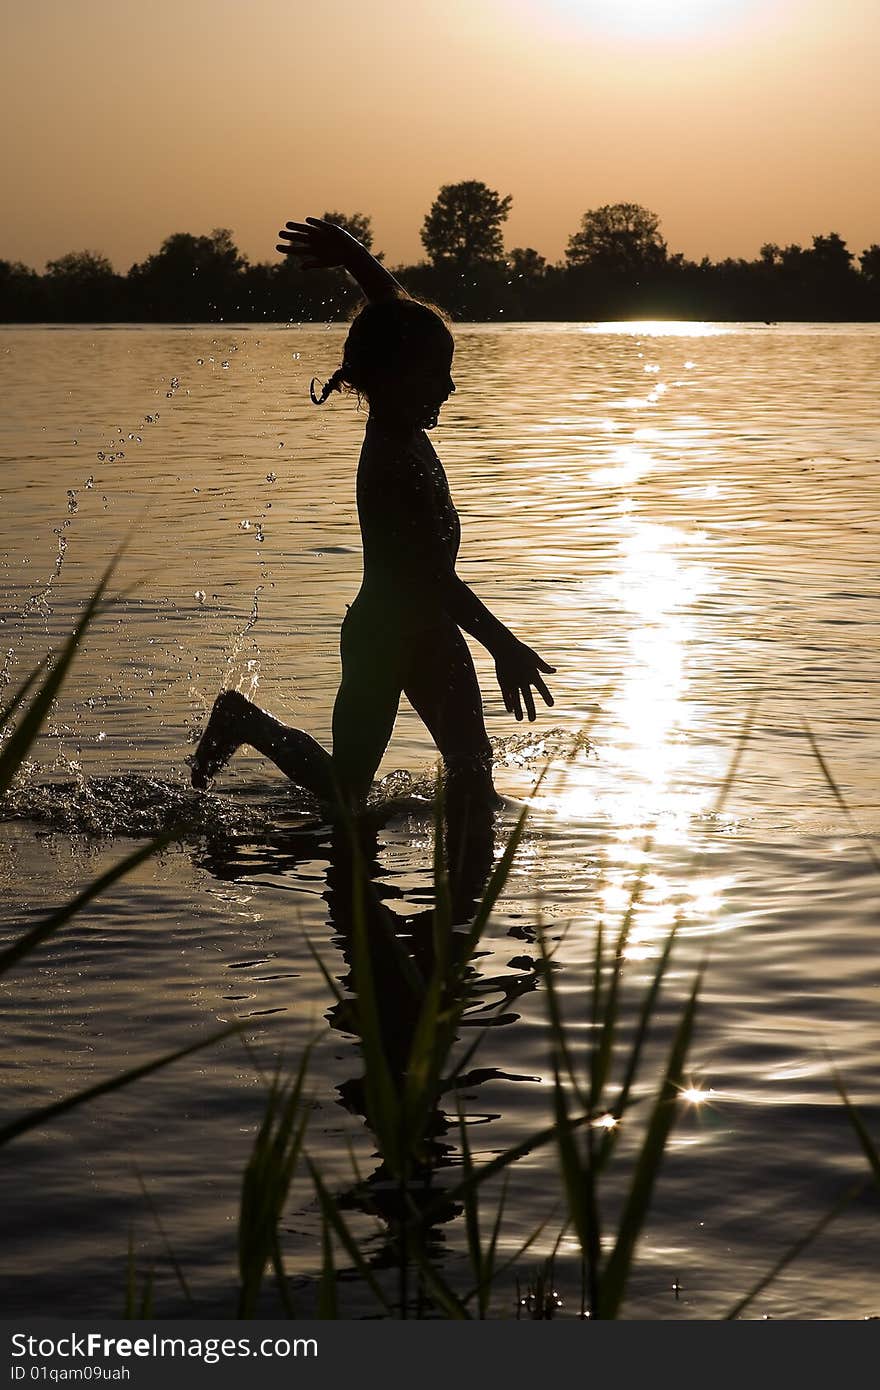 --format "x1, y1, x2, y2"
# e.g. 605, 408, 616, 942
238, 1048, 312, 1318
0, 1023, 241, 1147
834, 1073, 880, 1188
552, 1058, 589, 1262
0, 657, 49, 733
427, 1110, 590, 1222
536, 920, 582, 1103
0, 558, 116, 799
0, 831, 176, 979
726, 1182, 863, 1320
135, 1167, 194, 1308
456, 1102, 483, 1307
590, 848, 650, 1112
801, 720, 880, 872
597, 966, 702, 1318
462, 1200, 552, 1307
405, 1215, 471, 1319
308, 1160, 392, 1315
347, 870, 403, 1172
317, 1209, 338, 1319
597, 922, 679, 1167
124, 1227, 137, 1319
